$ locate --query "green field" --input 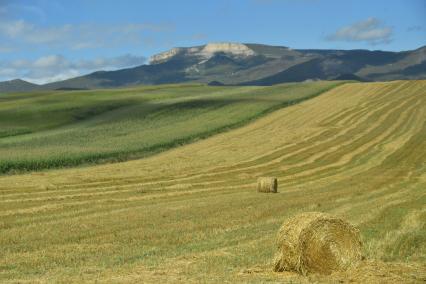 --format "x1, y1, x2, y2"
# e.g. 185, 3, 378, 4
0, 81, 339, 174
0, 80, 425, 283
